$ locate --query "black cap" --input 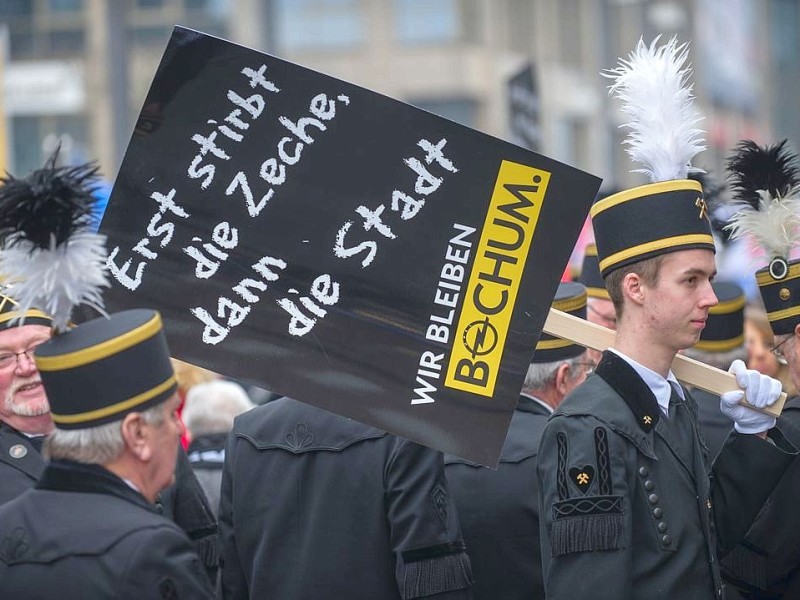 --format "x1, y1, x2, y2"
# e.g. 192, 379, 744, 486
532, 282, 587, 363
694, 281, 745, 352
590, 179, 715, 277
34, 309, 177, 429
578, 243, 609, 300
0, 293, 52, 330
756, 261, 800, 336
